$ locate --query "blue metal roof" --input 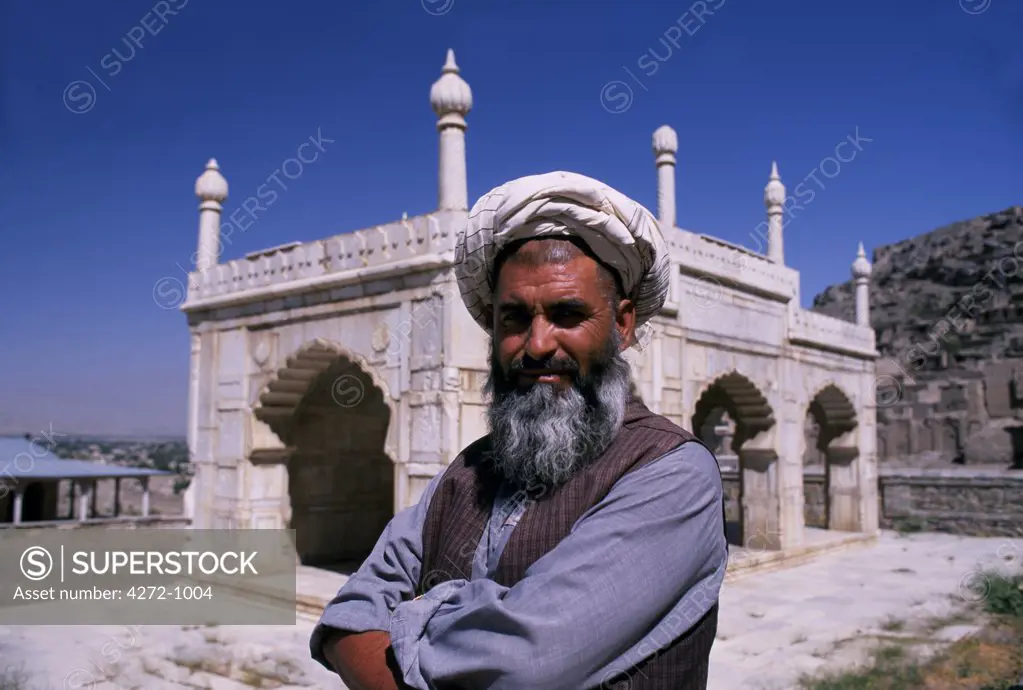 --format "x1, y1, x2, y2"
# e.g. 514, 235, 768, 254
0, 437, 173, 480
